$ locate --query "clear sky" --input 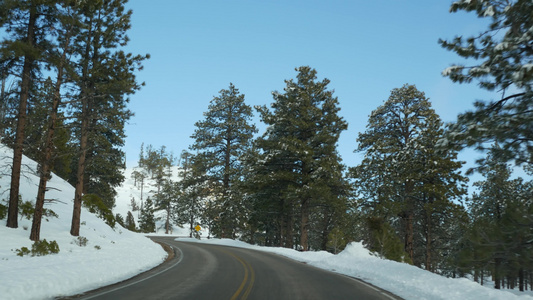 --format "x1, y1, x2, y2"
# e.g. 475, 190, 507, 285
121, 0, 495, 172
